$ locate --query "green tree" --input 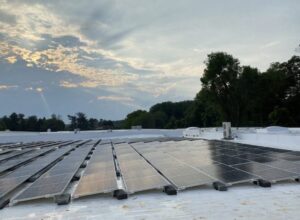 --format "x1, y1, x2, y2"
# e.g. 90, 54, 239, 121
0, 120, 6, 131
201, 52, 241, 125
76, 112, 89, 130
